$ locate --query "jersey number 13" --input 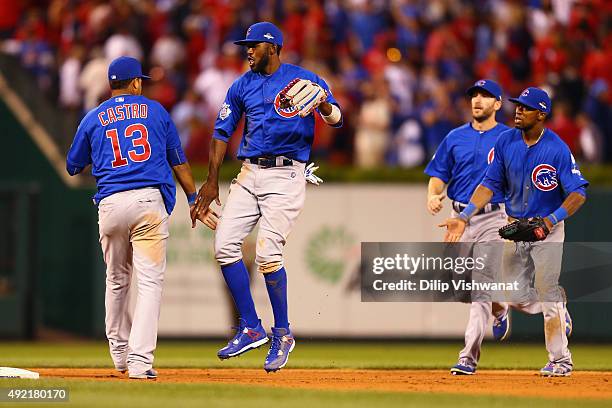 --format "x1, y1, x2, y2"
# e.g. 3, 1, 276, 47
105, 123, 151, 168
